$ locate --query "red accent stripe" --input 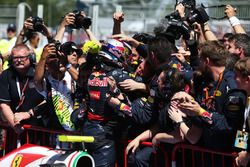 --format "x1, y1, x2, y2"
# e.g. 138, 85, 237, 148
68, 151, 79, 167
87, 112, 110, 121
